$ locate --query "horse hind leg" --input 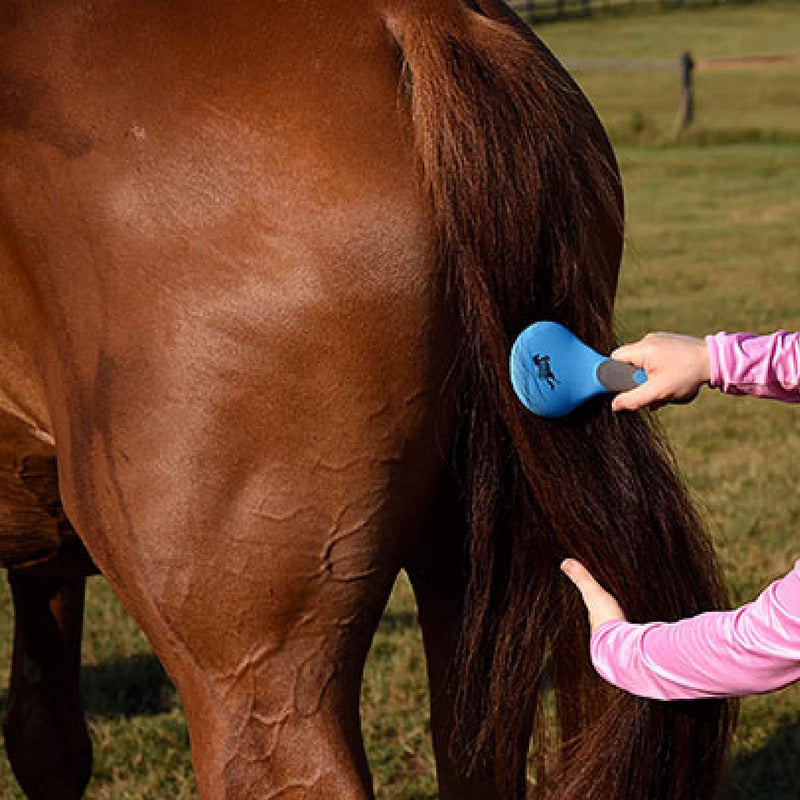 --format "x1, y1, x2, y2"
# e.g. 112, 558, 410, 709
0, 430, 94, 800
54, 441, 406, 800
4, 568, 92, 800
95, 518, 396, 800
